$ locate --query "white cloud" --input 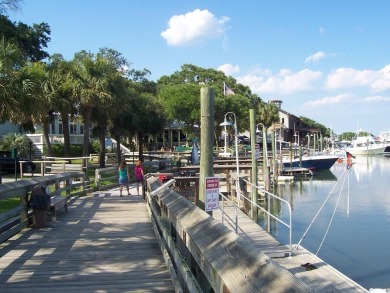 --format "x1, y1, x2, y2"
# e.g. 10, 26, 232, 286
319, 27, 326, 34
305, 51, 326, 63
237, 68, 322, 94
302, 93, 353, 109
218, 64, 240, 76
326, 65, 390, 92
363, 95, 390, 103
161, 9, 229, 46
